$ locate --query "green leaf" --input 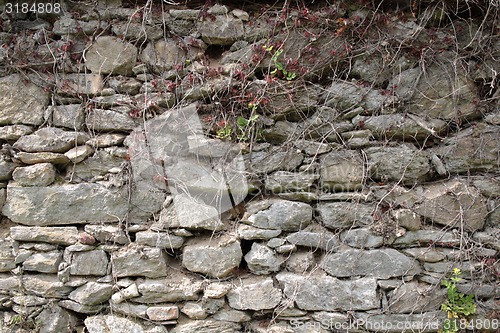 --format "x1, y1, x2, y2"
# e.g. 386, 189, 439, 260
237, 116, 247, 127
